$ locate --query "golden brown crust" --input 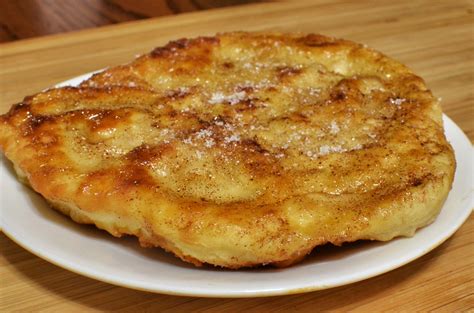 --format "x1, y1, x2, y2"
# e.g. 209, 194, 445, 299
0, 32, 455, 268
